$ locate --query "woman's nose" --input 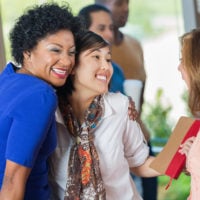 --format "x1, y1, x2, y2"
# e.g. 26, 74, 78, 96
60, 54, 75, 67
177, 61, 182, 72
101, 61, 112, 72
